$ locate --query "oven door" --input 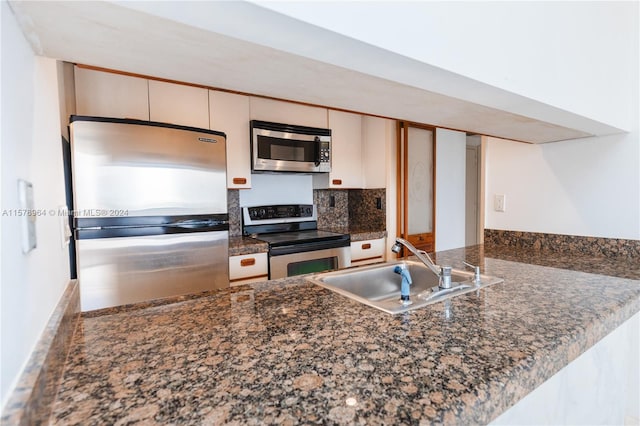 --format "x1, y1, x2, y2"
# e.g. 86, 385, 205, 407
269, 246, 351, 279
